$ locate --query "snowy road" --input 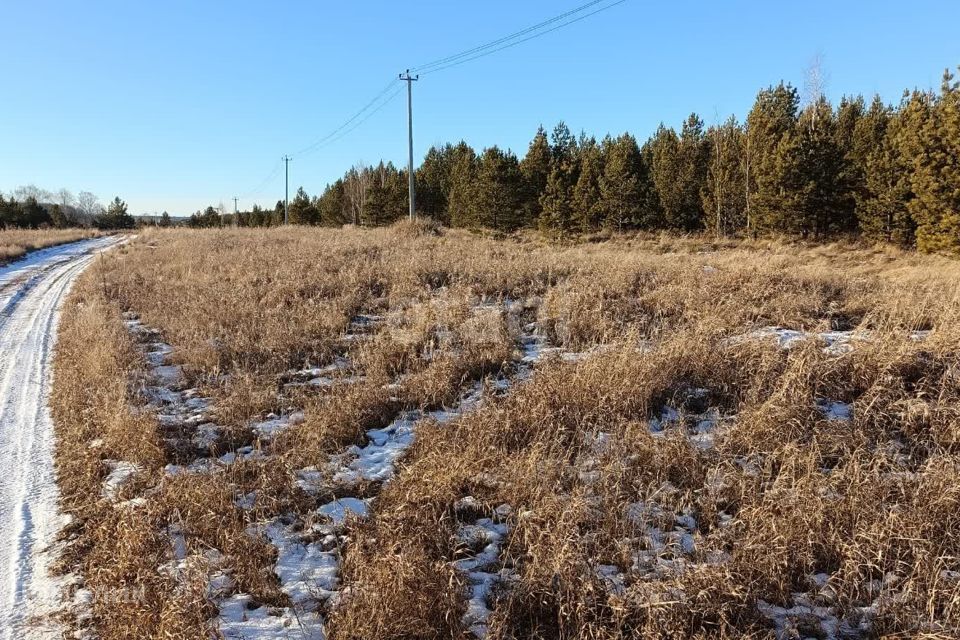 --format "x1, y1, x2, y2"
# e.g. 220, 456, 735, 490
0, 236, 120, 639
